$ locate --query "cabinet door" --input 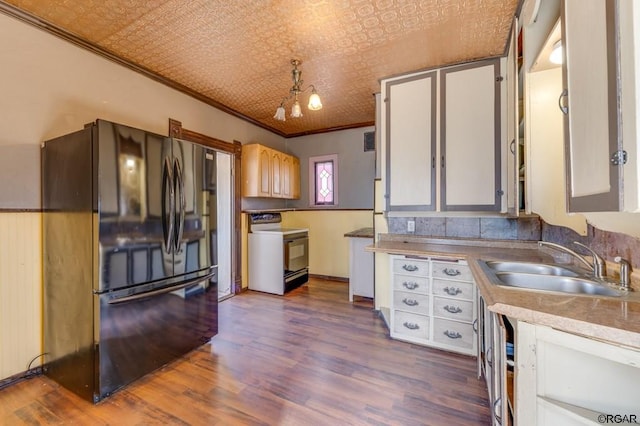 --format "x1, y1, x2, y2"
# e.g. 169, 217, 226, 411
506, 17, 520, 216
562, 0, 622, 211
271, 150, 282, 197
242, 144, 270, 197
291, 156, 300, 199
386, 72, 437, 211
257, 146, 272, 197
441, 59, 502, 211
281, 155, 292, 199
